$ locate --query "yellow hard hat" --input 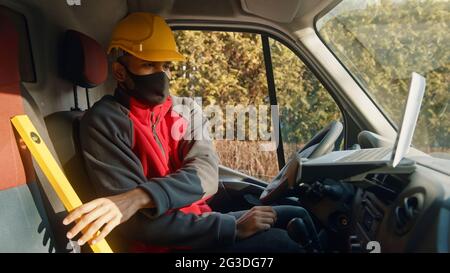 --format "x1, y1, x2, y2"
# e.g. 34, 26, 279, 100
107, 12, 185, 62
